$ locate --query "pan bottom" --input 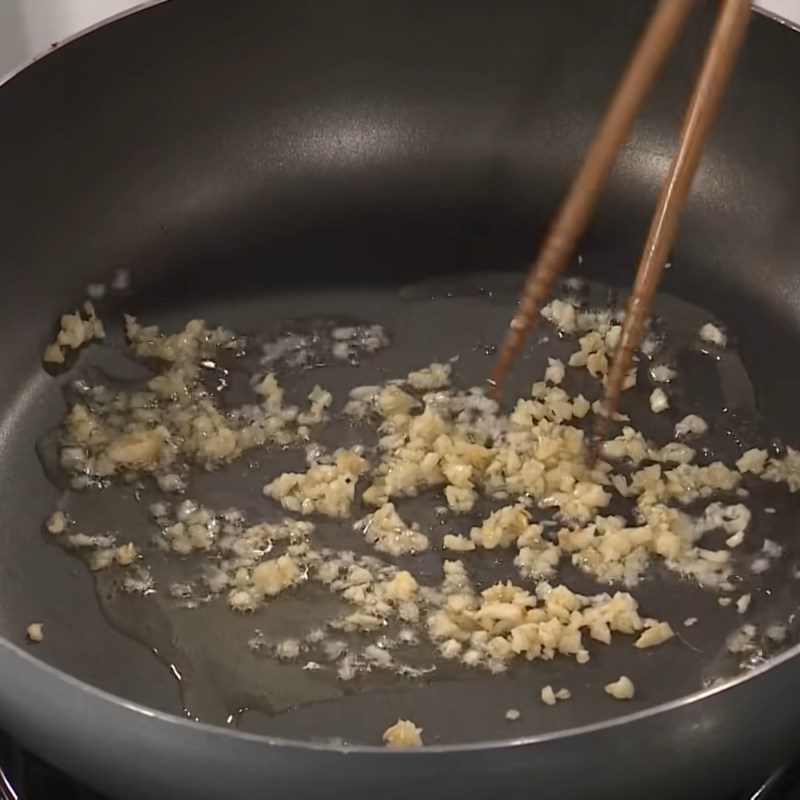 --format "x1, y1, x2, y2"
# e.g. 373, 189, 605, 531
12, 270, 800, 746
